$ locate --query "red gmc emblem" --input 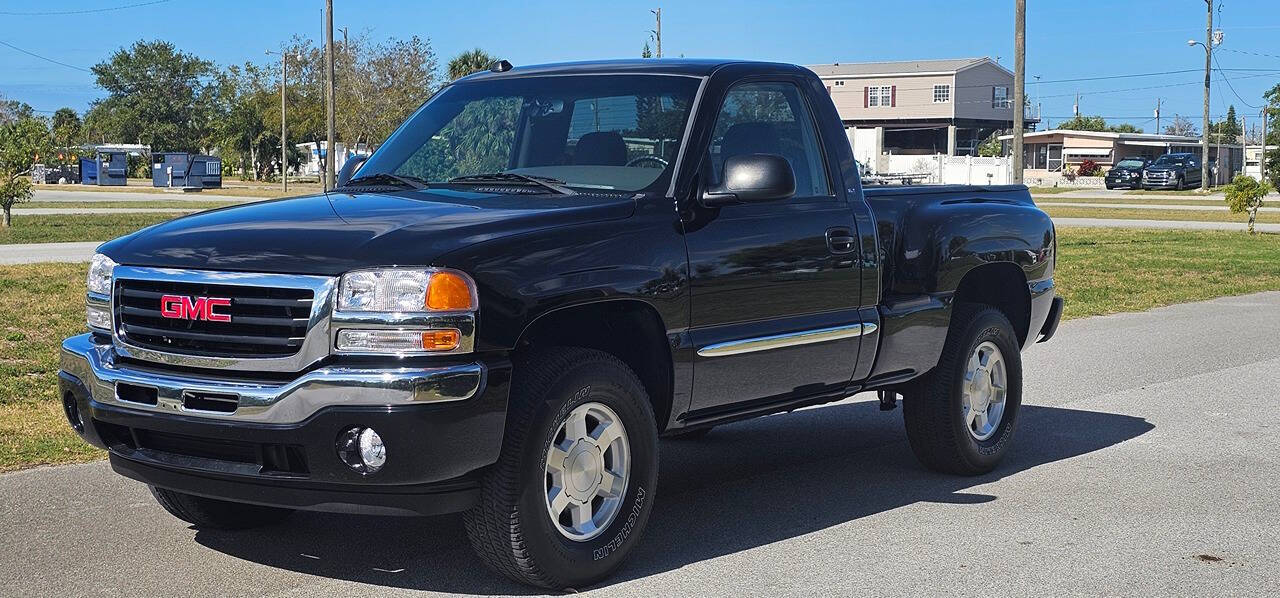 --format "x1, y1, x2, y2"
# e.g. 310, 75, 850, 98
160, 294, 232, 322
